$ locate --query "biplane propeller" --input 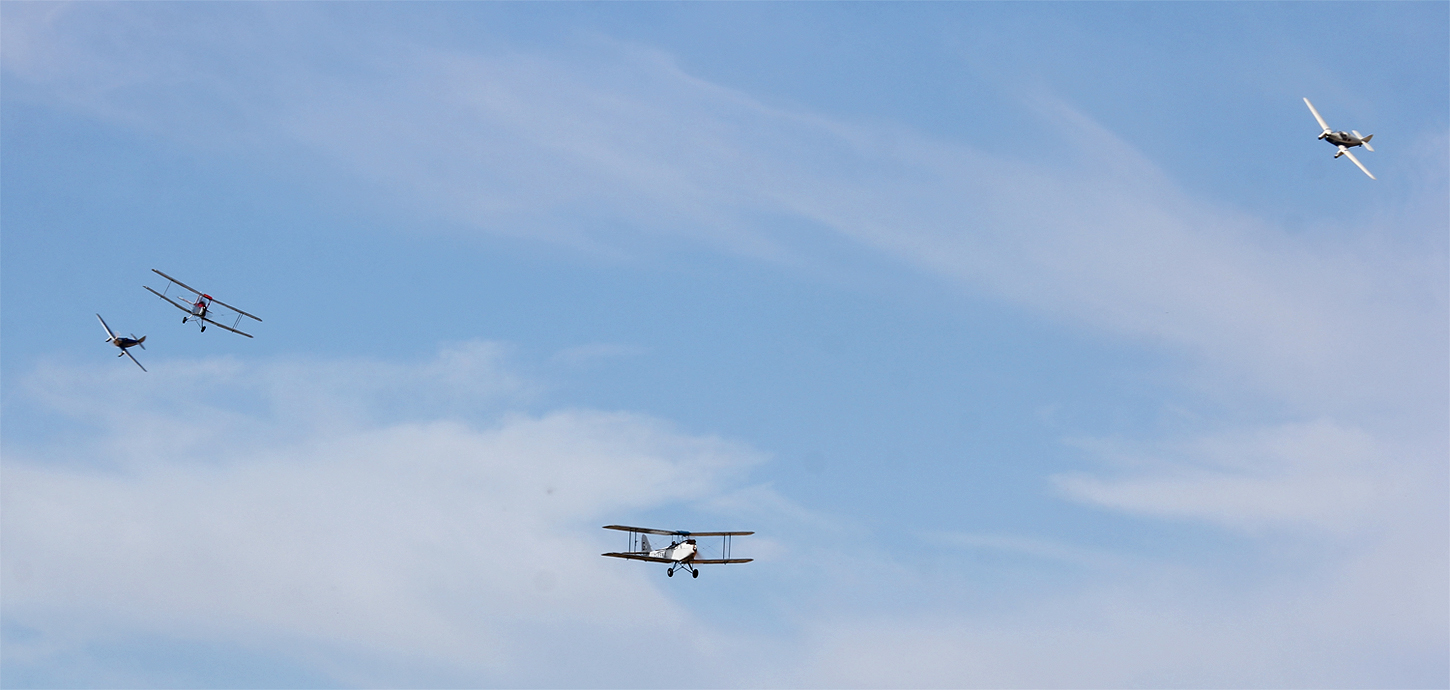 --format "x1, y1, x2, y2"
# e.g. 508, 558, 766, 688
1303, 97, 1376, 180
96, 314, 147, 372
601, 525, 753, 579
144, 269, 262, 337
